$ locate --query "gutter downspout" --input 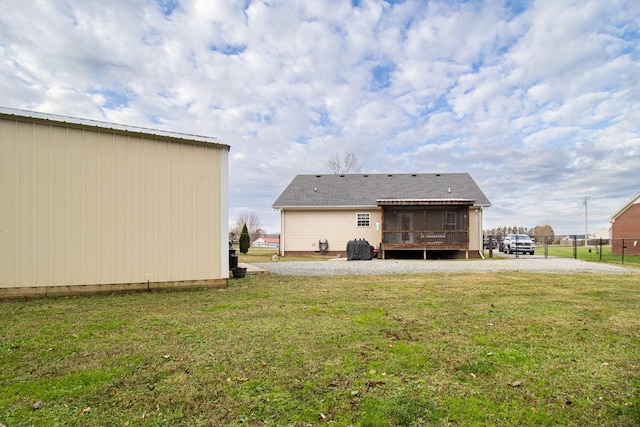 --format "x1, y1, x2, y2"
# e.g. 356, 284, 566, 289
280, 209, 285, 257
478, 206, 484, 259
